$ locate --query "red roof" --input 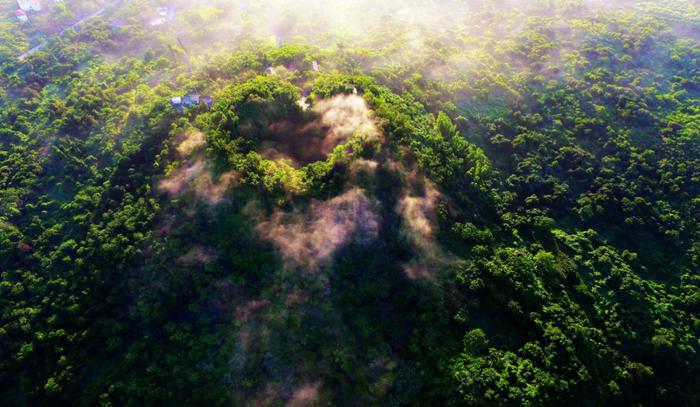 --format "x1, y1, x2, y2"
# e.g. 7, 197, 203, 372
16, 9, 26, 16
